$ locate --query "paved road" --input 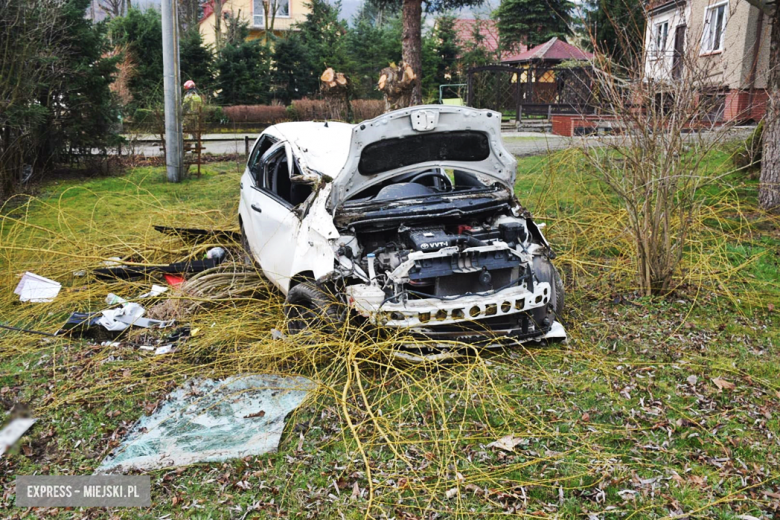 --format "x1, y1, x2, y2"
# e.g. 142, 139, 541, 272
128, 134, 254, 157
127, 127, 753, 158
128, 133, 576, 158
